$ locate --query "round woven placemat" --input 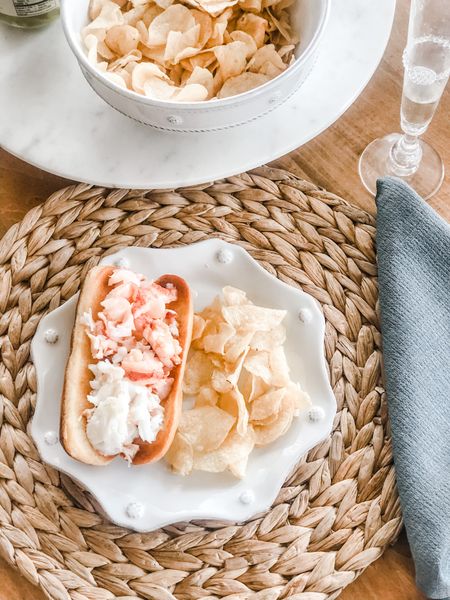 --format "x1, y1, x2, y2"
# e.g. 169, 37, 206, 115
0, 167, 401, 600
